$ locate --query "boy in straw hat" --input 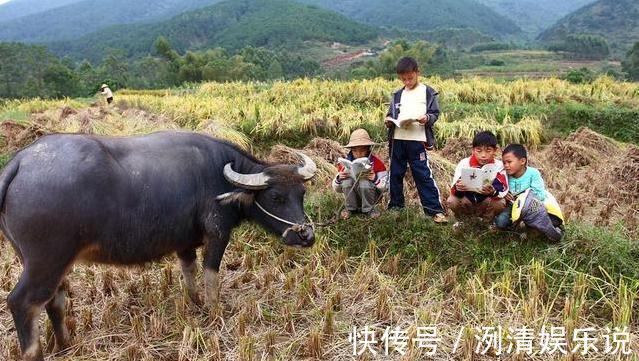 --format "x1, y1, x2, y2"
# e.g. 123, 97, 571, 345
332, 128, 388, 219
100, 84, 114, 104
